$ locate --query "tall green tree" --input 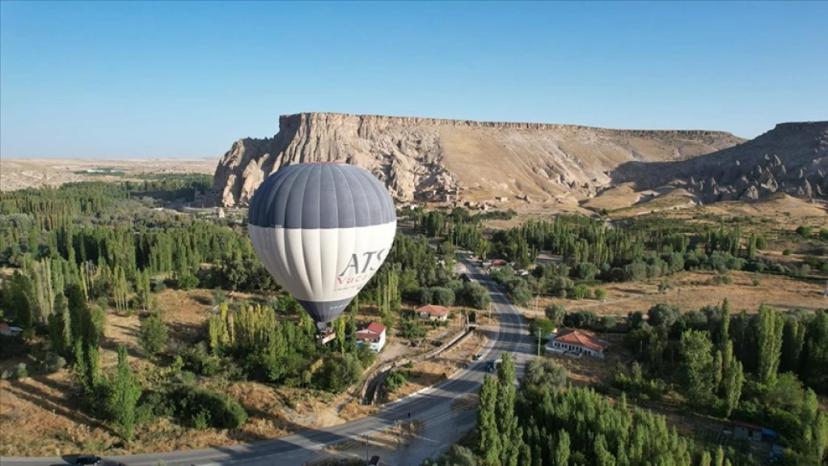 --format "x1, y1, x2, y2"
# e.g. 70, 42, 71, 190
496, 353, 522, 466
756, 305, 783, 385
720, 341, 744, 417
679, 330, 715, 405
48, 292, 71, 356
108, 345, 142, 440
477, 375, 501, 466
553, 430, 570, 466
